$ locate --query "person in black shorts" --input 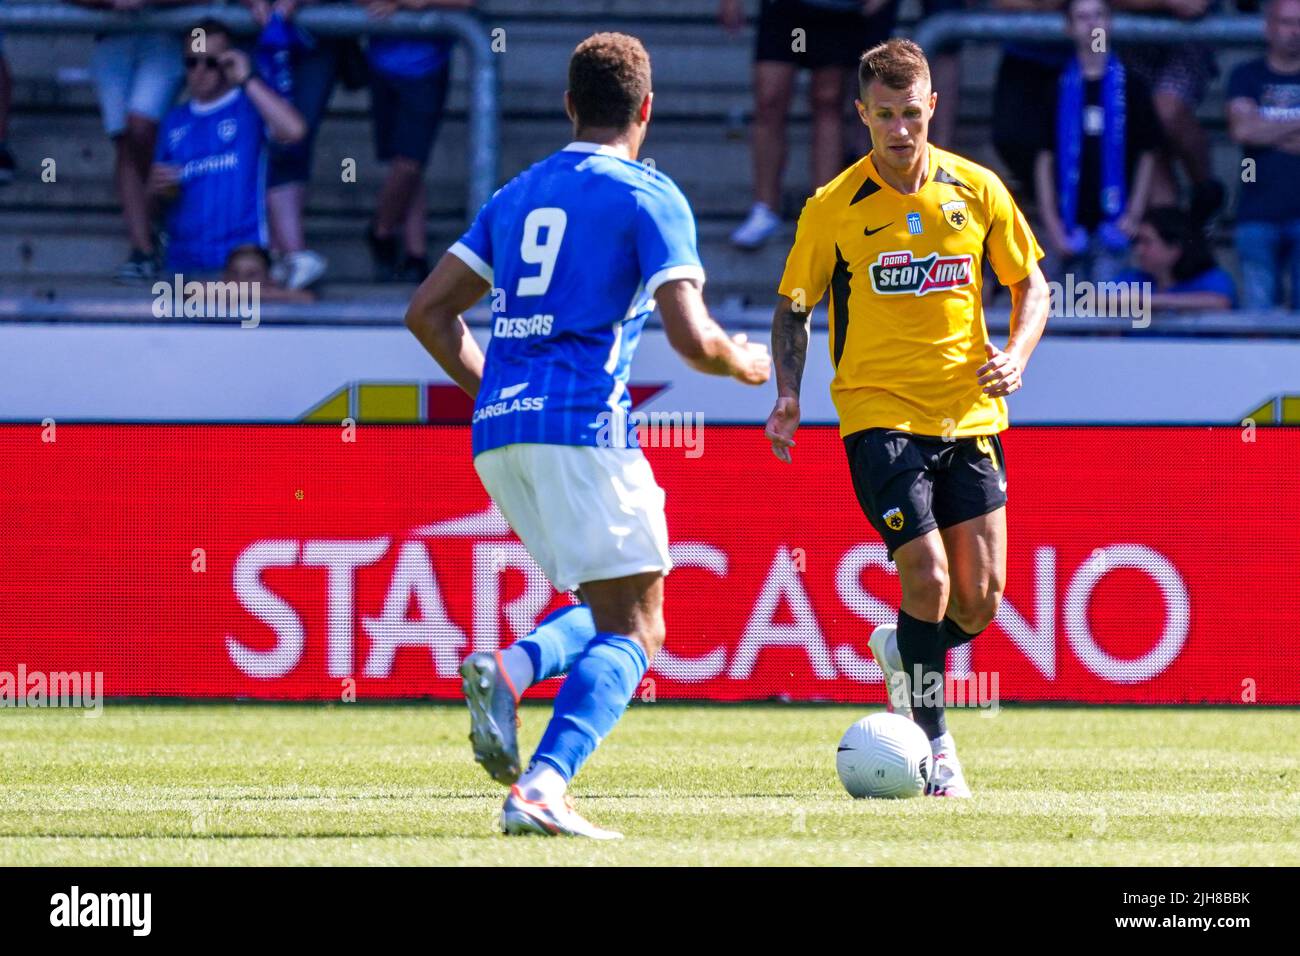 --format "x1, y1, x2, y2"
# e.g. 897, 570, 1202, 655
990, 0, 1073, 194
364, 23, 457, 284
766, 39, 1051, 796
1112, 0, 1225, 227
720, 0, 899, 249
843, 430, 1007, 559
